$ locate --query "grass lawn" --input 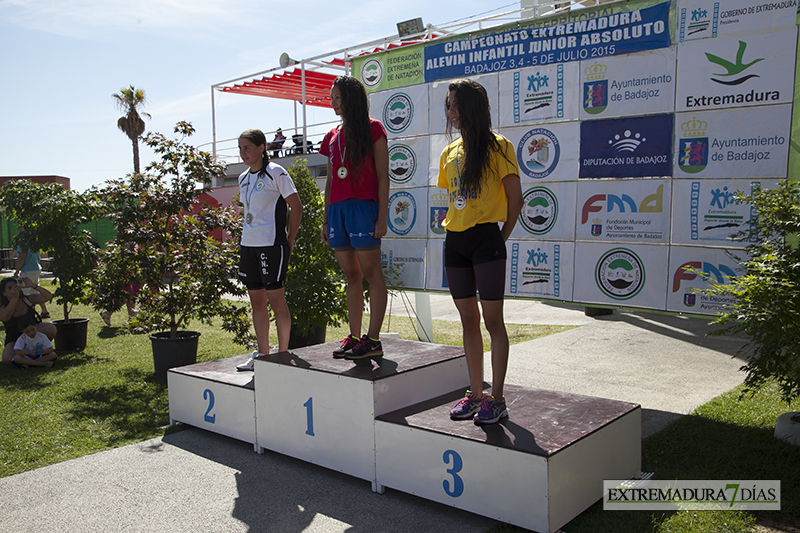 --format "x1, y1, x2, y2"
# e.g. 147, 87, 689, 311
2, 281, 798, 533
